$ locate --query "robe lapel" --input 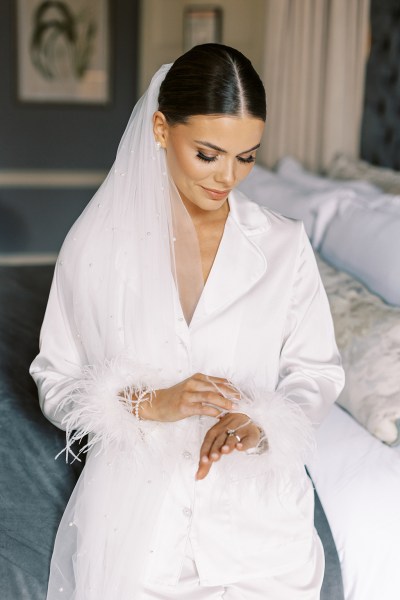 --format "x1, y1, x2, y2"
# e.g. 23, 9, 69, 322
190, 189, 270, 328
